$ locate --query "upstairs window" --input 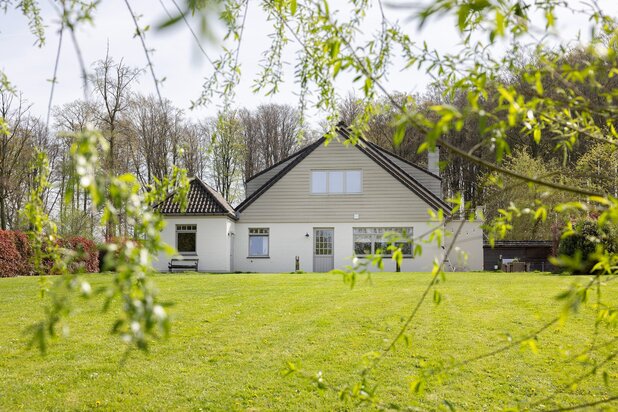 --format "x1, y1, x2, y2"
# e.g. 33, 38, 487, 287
249, 228, 269, 257
176, 224, 197, 254
311, 170, 362, 194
